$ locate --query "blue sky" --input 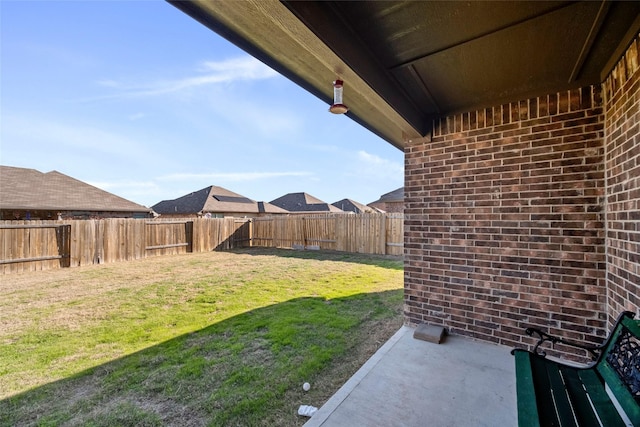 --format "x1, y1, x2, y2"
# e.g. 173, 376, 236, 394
1, 1, 404, 208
